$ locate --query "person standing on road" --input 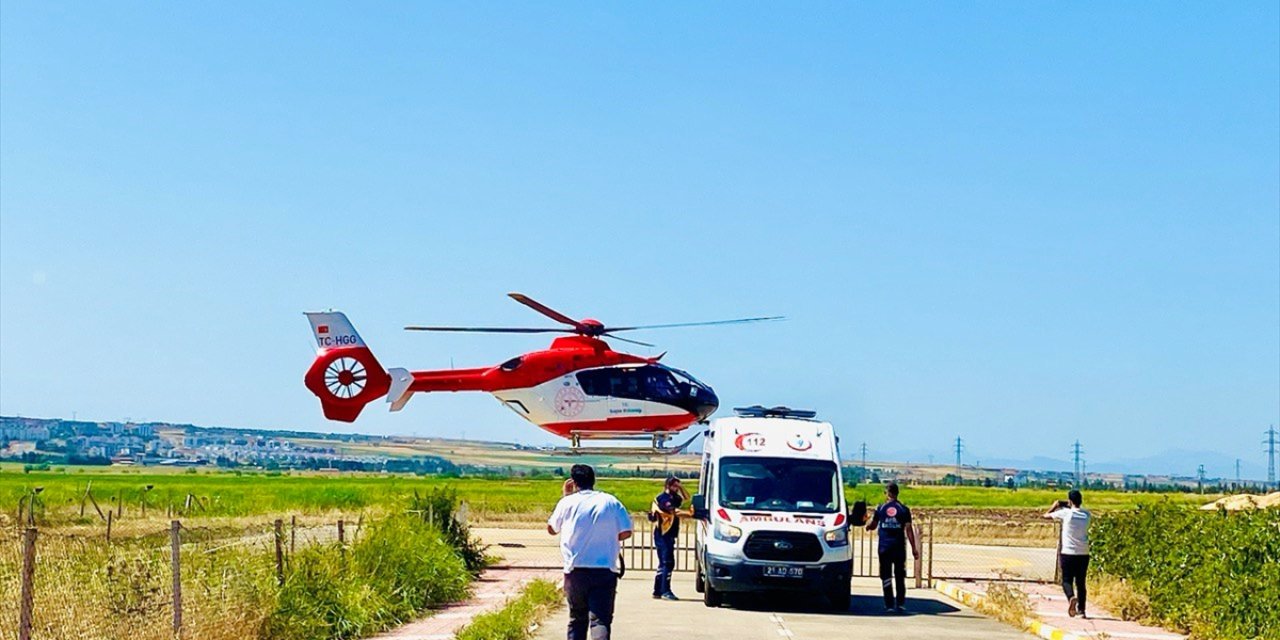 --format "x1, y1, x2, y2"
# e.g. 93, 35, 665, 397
547, 464, 634, 640
865, 482, 918, 613
649, 476, 691, 601
1044, 489, 1092, 619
